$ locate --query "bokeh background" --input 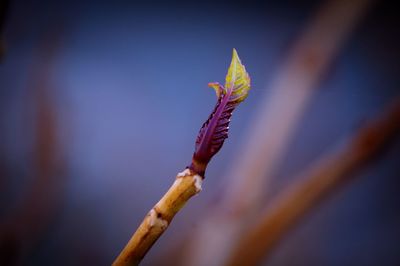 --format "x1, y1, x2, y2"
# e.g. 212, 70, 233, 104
0, 0, 399, 265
